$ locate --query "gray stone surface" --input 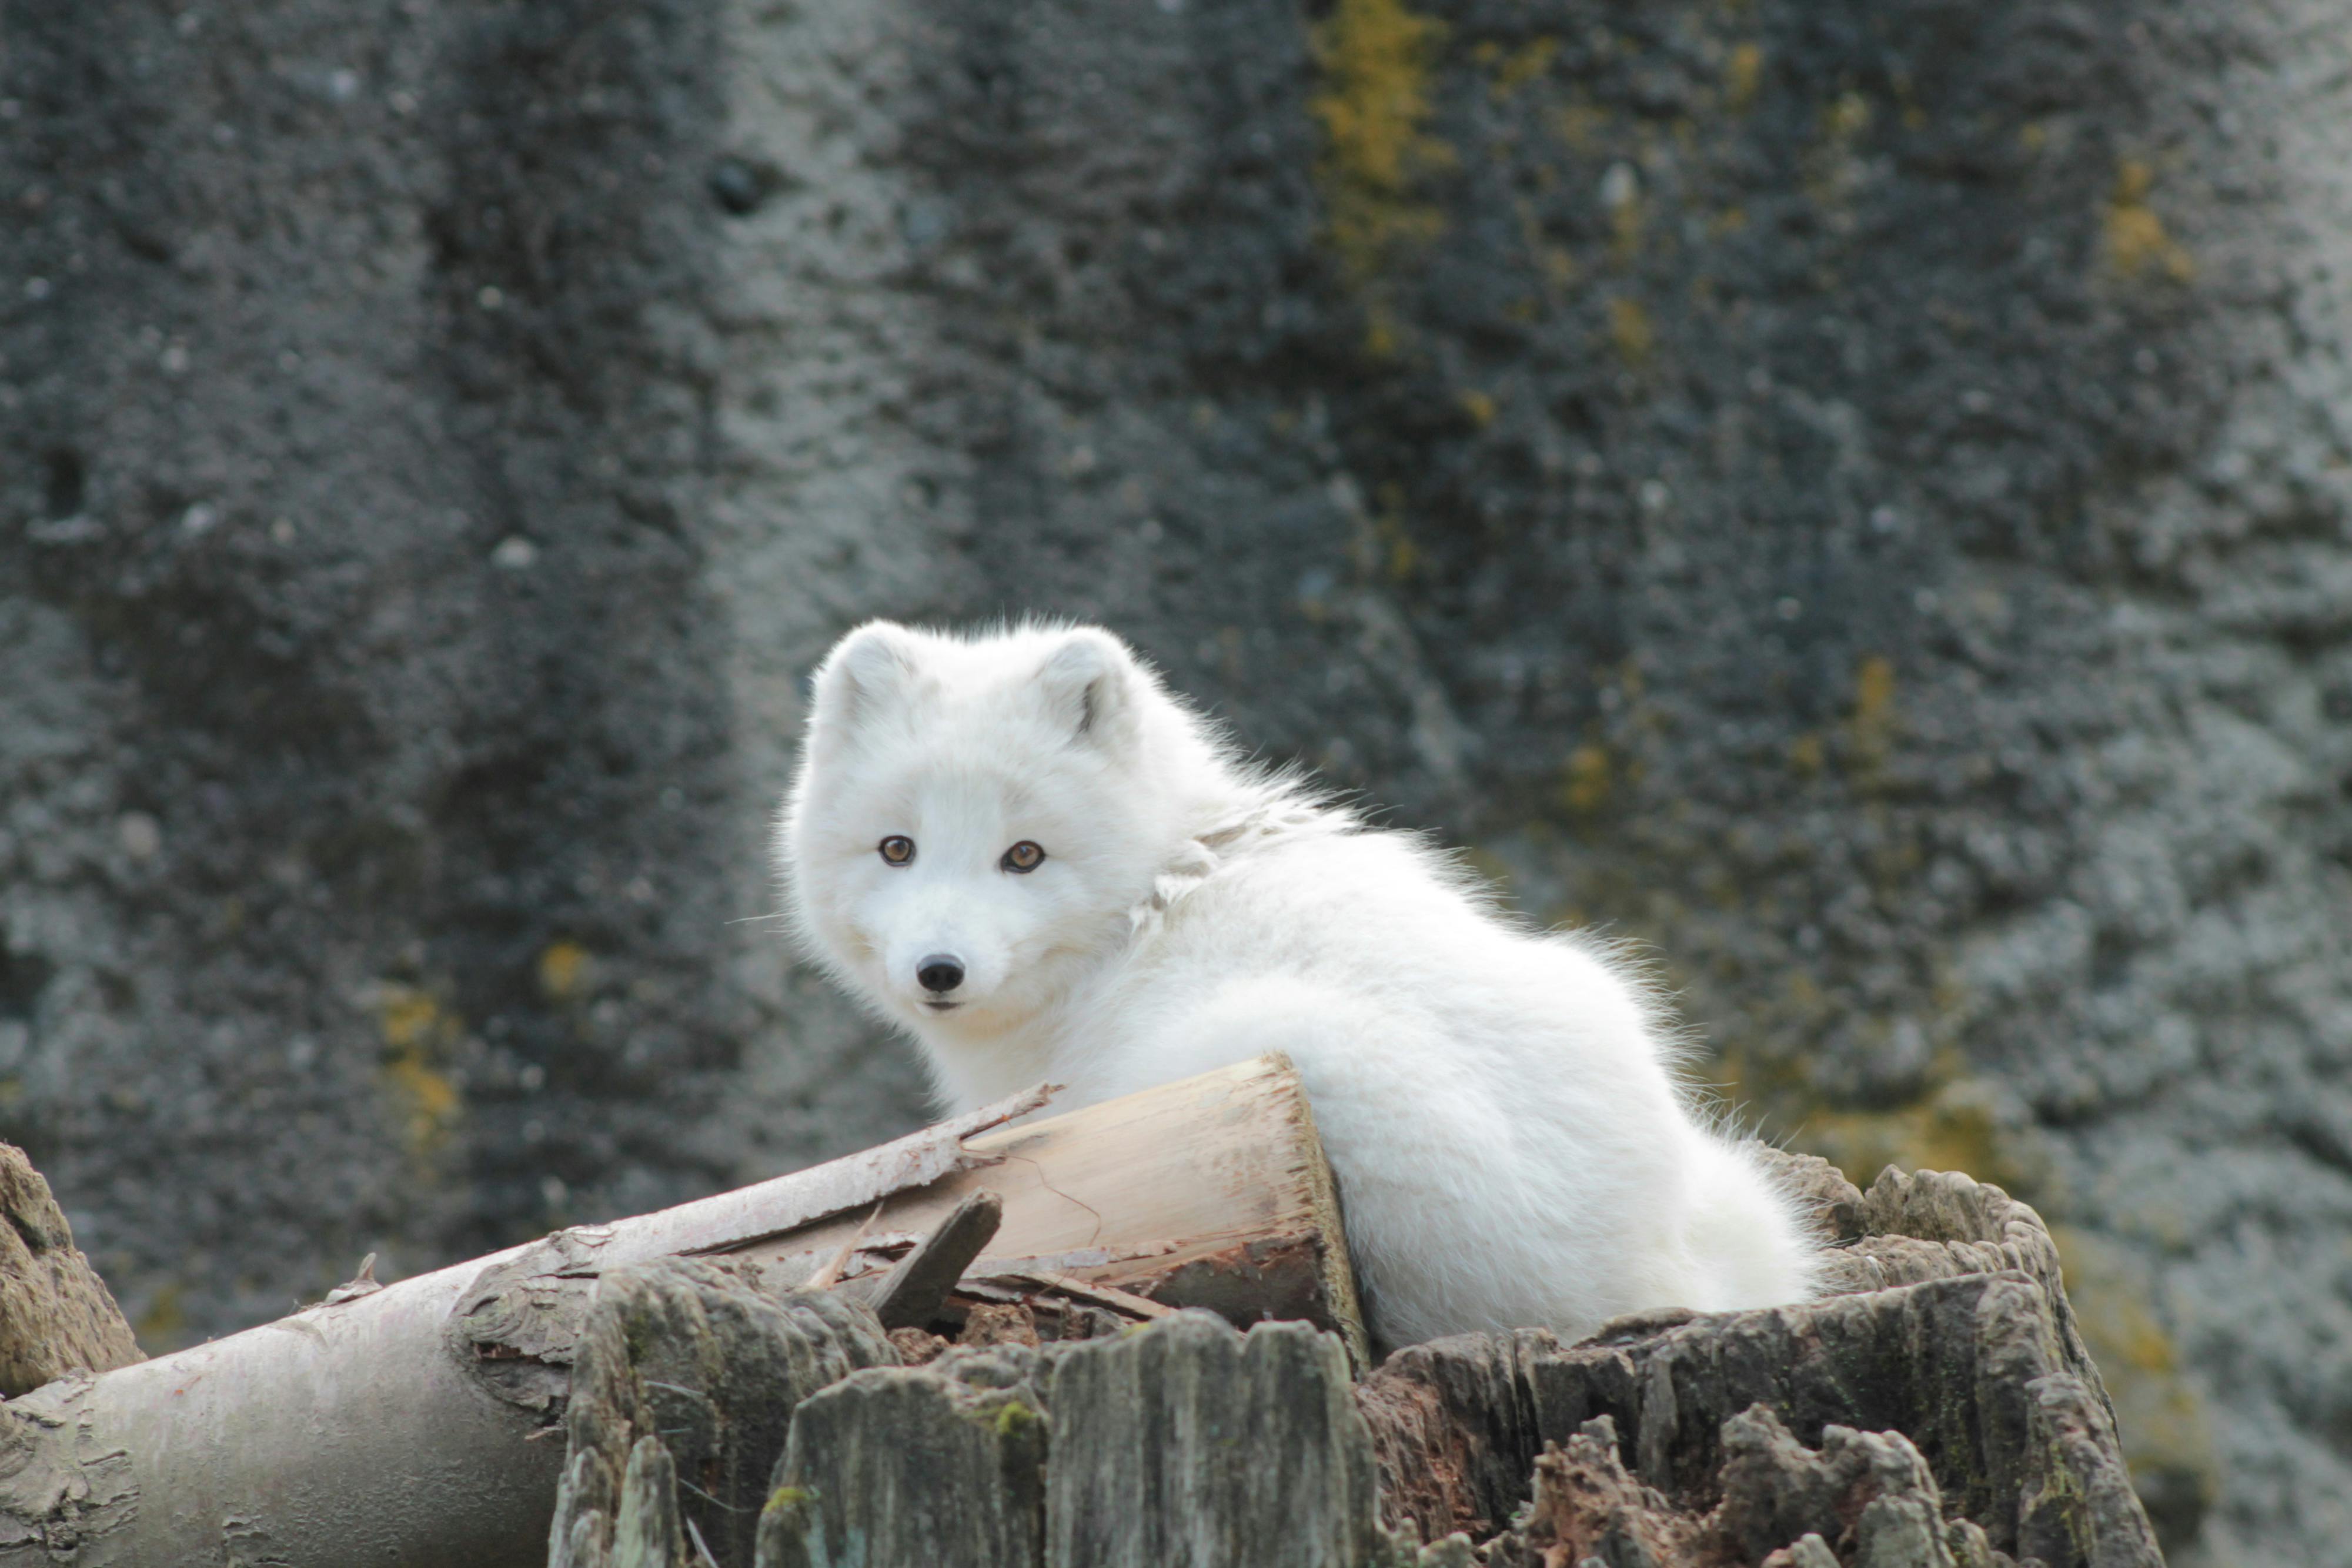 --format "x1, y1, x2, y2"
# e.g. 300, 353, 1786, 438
3, 1, 2349, 1562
